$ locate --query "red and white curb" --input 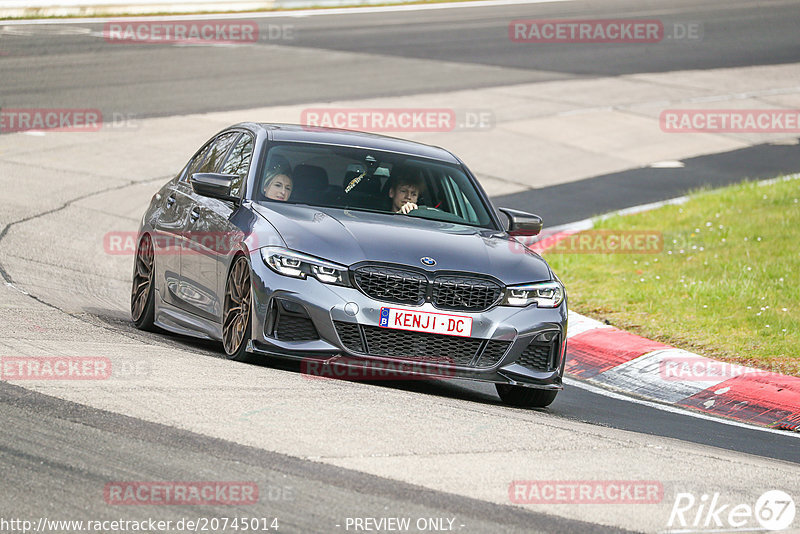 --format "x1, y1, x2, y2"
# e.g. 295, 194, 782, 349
563, 312, 800, 430
523, 177, 800, 430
